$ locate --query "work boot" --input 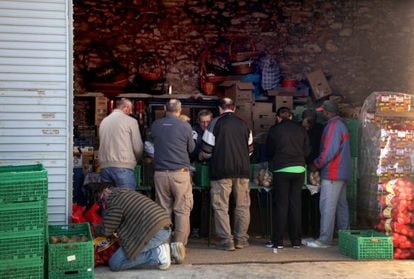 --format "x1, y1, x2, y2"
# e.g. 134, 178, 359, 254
171, 242, 186, 264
